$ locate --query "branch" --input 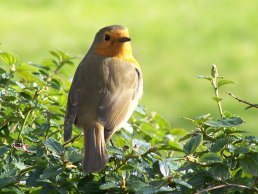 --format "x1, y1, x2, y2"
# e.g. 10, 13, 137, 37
195, 182, 258, 194
63, 133, 83, 146
228, 93, 258, 109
